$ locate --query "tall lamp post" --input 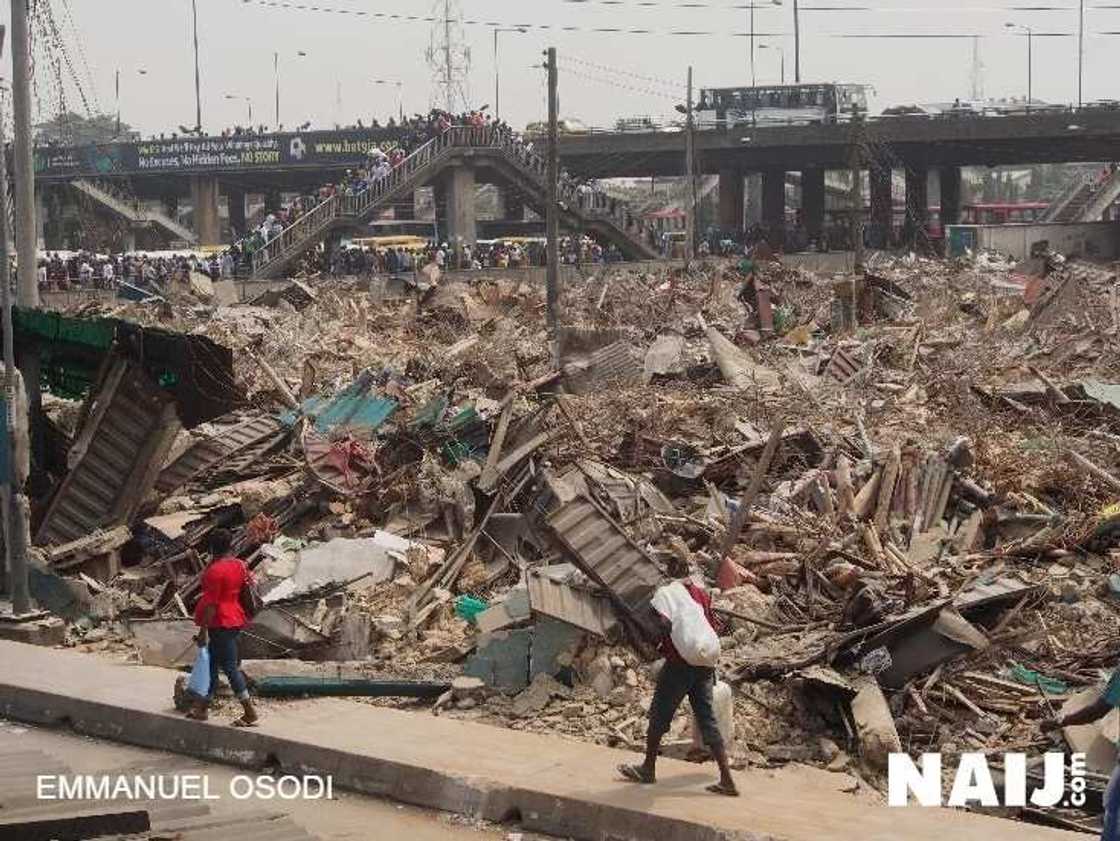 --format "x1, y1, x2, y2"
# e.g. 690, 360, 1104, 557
750, 1, 784, 88
759, 43, 785, 85
493, 27, 527, 120
274, 50, 308, 129
191, 0, 202, 132
793, 0, 801, 83
1078, 0, 1085, 108
224, 94, 253, 125
371, 79, 404, 122
115, 68, 148, 138
1005, 22, 1033, 111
